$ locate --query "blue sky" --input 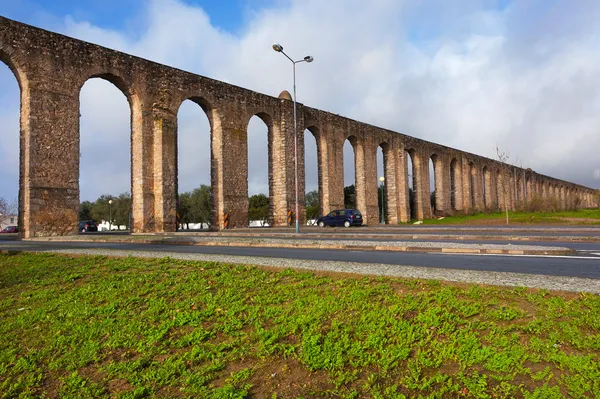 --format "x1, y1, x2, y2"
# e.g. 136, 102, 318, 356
1, 0, 599, 205
1, 0, 278, 34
